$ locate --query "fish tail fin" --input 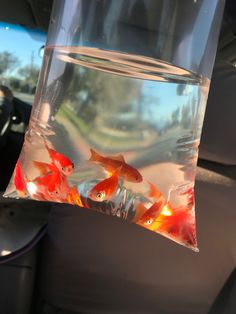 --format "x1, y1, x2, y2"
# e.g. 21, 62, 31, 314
133, 202, 148, 222
89, 149, 101, 162
67, 187, 84, 207
33, 161, 51, 176
148, 181, 163, 199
